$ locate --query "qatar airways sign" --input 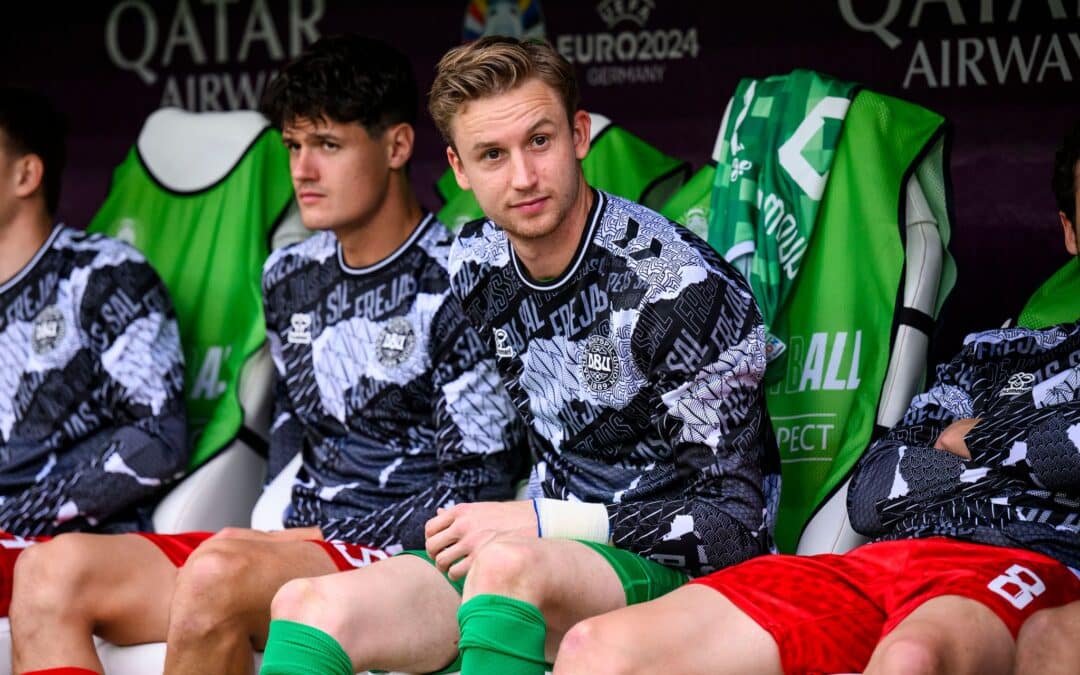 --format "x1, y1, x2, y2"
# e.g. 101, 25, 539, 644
839, 0, 1080, 89
104, 0, 325, 111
